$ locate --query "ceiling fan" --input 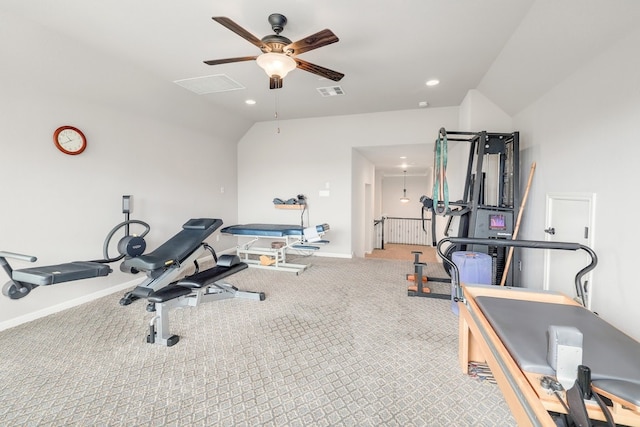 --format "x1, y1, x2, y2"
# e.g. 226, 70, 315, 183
204, 13, 344, 89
